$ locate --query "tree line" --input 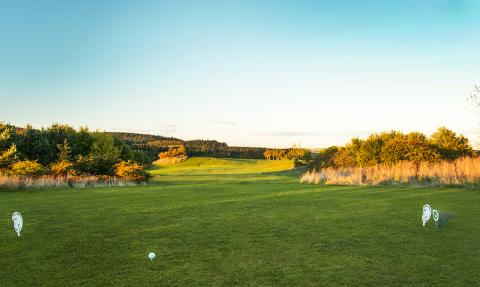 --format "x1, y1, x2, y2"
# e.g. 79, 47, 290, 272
0, 123, 149, 180
108, 134, 267, 159
314, 127, 473, 169
263, 145, 312, 166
